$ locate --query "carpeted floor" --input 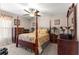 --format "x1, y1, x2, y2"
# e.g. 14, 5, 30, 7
1, 43, 57, 55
